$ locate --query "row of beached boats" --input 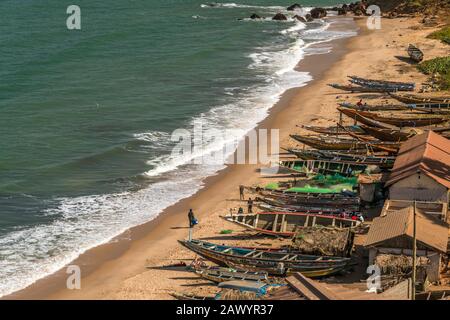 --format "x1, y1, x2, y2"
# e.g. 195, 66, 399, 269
172, 75, 450, 299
